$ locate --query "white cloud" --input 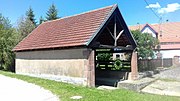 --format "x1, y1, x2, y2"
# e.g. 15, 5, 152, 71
146, 2, 161, 8
157, 3, 180, 14
146, 2, 180, 14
